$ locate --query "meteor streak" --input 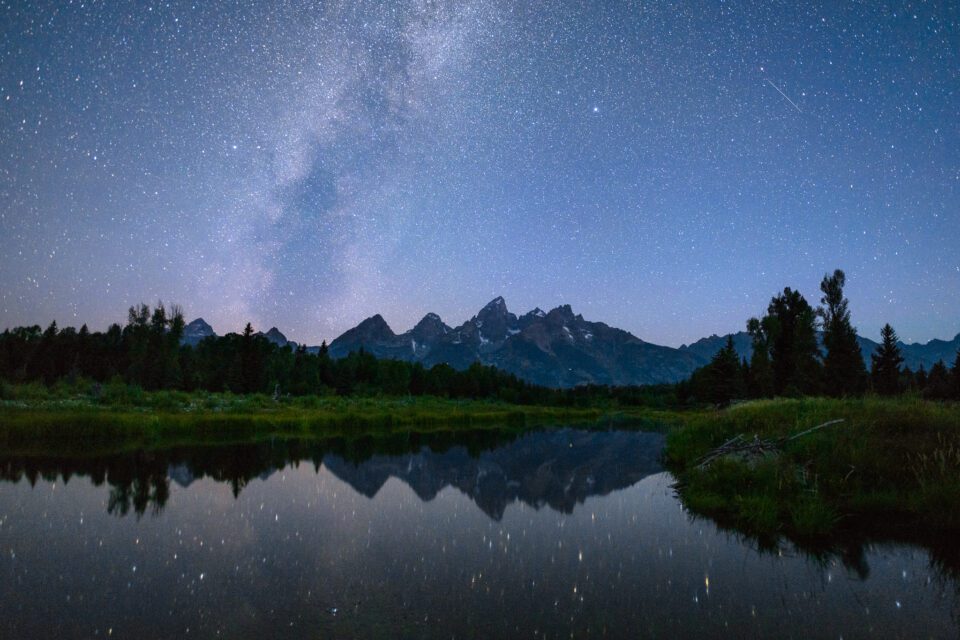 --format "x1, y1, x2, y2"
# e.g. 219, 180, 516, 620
766, 79, 802, 113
